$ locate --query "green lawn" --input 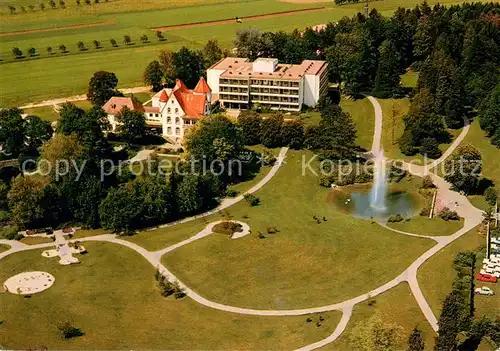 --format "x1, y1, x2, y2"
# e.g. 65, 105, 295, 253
341, 97, 375, 151
0, 242, 341, 349
328, 283, 436, 351
463, 121, 500, 186
0, 243, 10, 252
418, 228, 498, 320
125, 219, 209, 251
400, 71, 419, 88
19, 236, 54, 245
159, 151, 434, 309
388, 216, 465, 237
23, 106, 59, 122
